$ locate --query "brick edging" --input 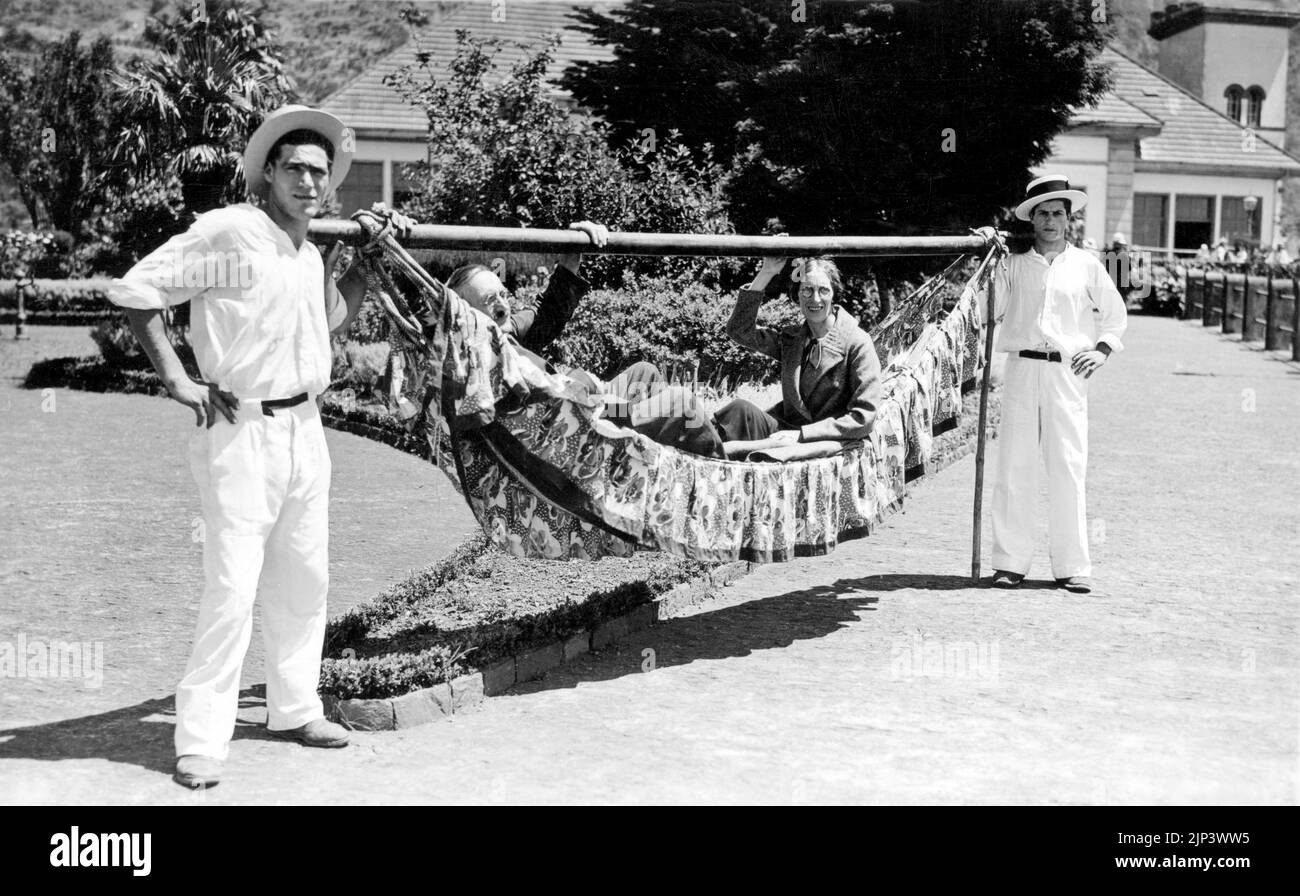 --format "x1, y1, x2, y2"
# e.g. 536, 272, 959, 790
322, 560, 753, 731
